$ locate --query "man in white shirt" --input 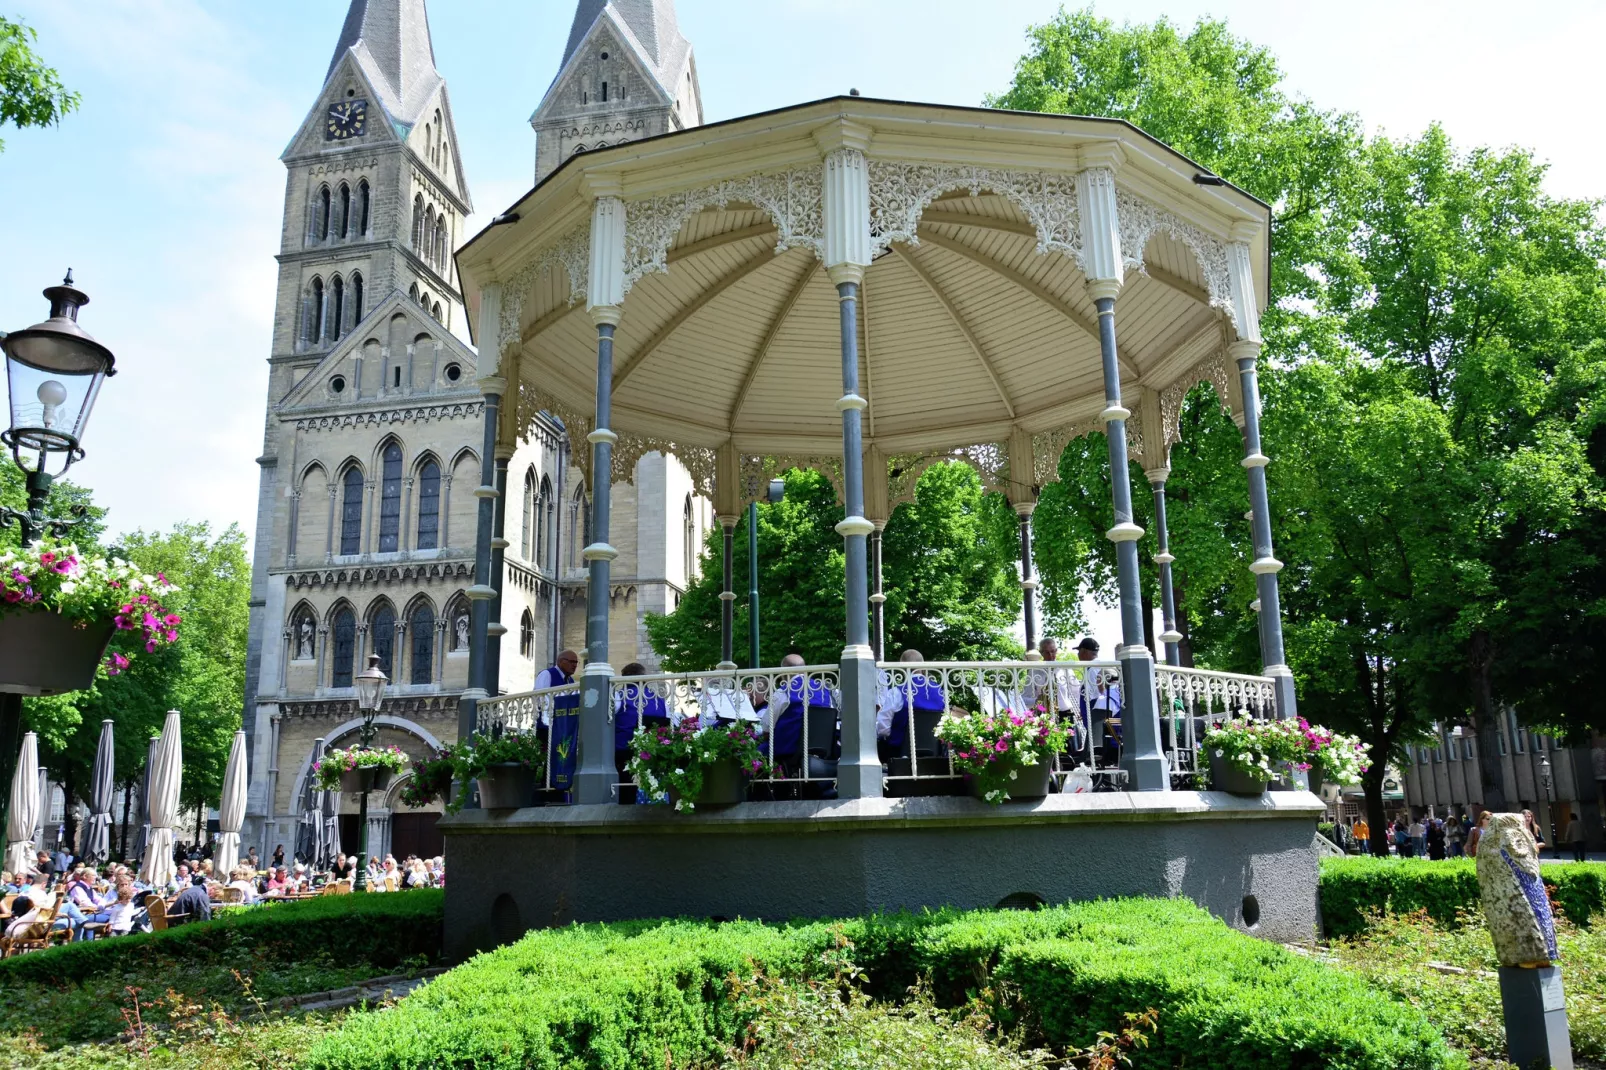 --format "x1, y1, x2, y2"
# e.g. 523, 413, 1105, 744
875, 650, 951, 764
